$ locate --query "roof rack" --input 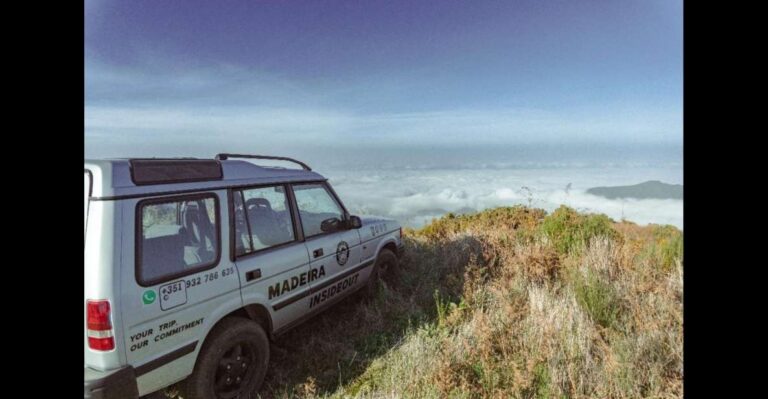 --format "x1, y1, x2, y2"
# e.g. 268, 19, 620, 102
214, 153, 312, 171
